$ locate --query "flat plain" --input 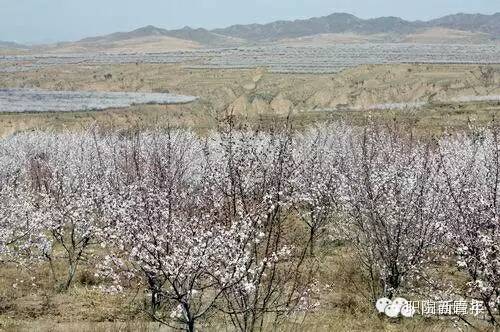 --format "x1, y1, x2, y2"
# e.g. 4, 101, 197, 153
1, 44, 499, 74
